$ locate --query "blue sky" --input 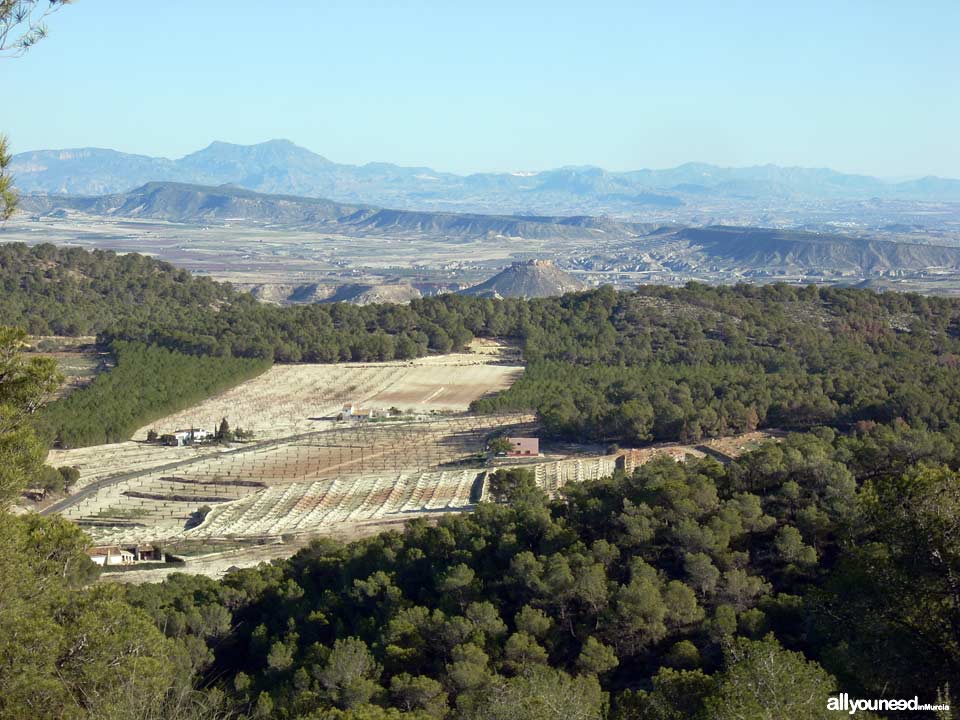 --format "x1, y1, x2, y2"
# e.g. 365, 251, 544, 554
2, 0, 958, 177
